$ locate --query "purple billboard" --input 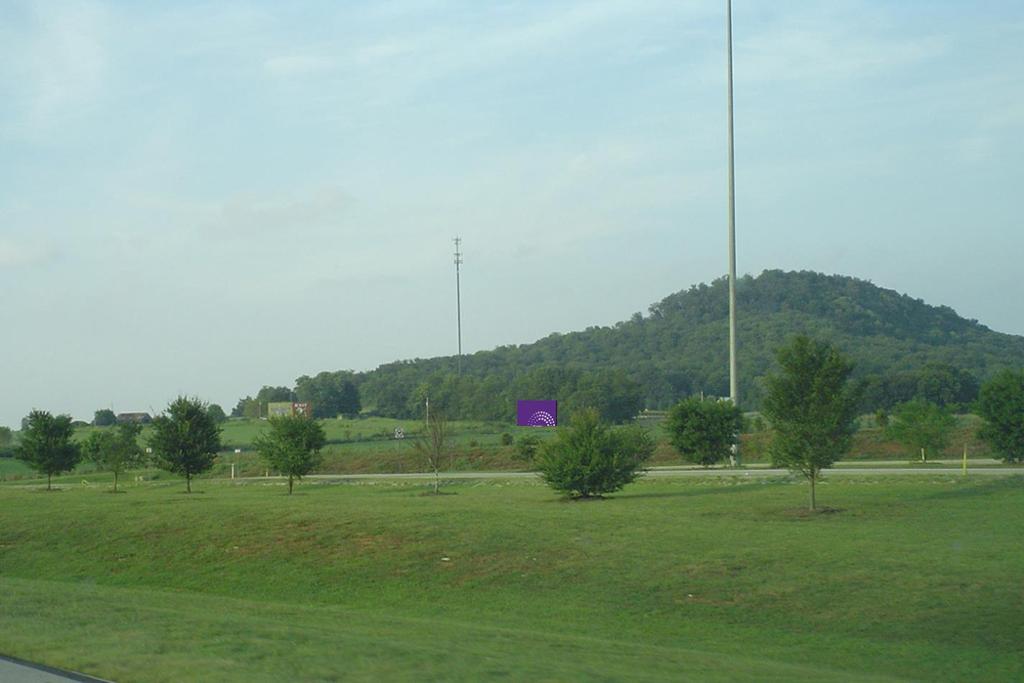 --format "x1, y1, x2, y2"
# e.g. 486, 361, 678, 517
517, 400, 557, 427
